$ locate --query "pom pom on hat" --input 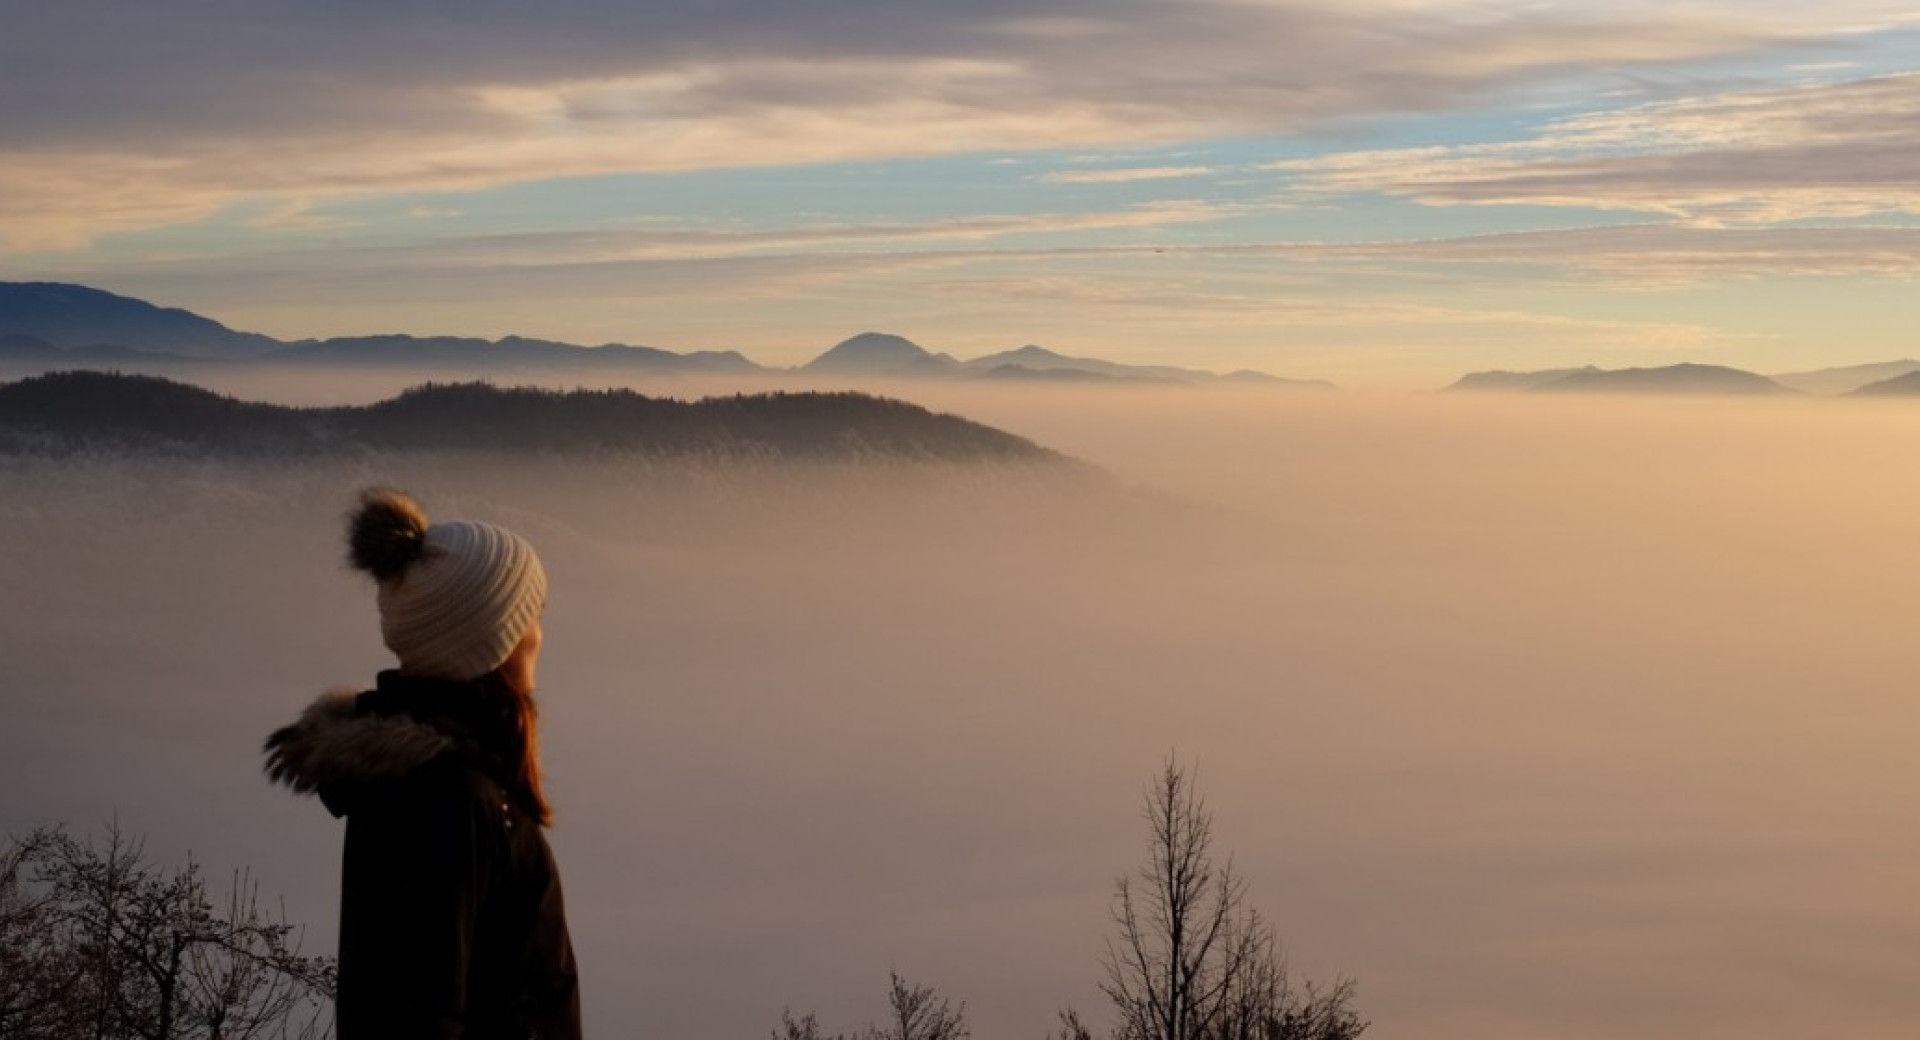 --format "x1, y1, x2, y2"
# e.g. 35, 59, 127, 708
347, 488, 431, 582
346, 488, 548, 681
